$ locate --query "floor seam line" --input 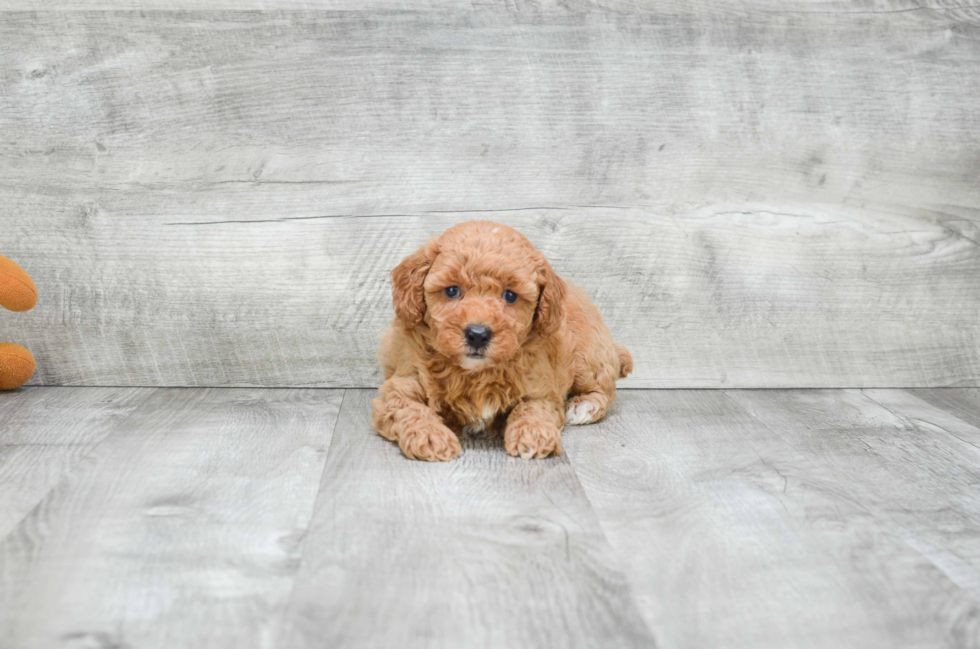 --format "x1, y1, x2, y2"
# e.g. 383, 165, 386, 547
272, 387, 351, 647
